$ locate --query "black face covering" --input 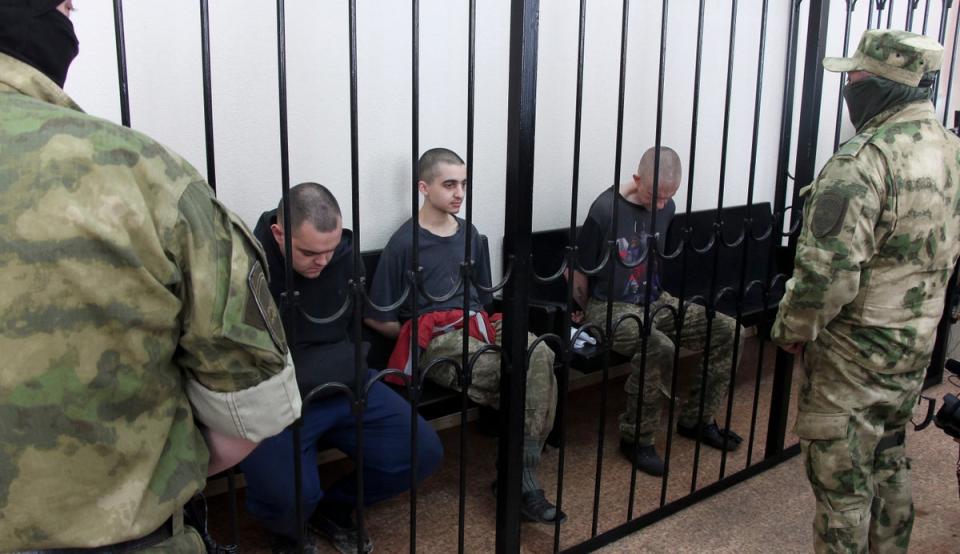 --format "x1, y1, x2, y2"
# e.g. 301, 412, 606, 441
842, 75, 932, 132
0, 2, 79, 87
